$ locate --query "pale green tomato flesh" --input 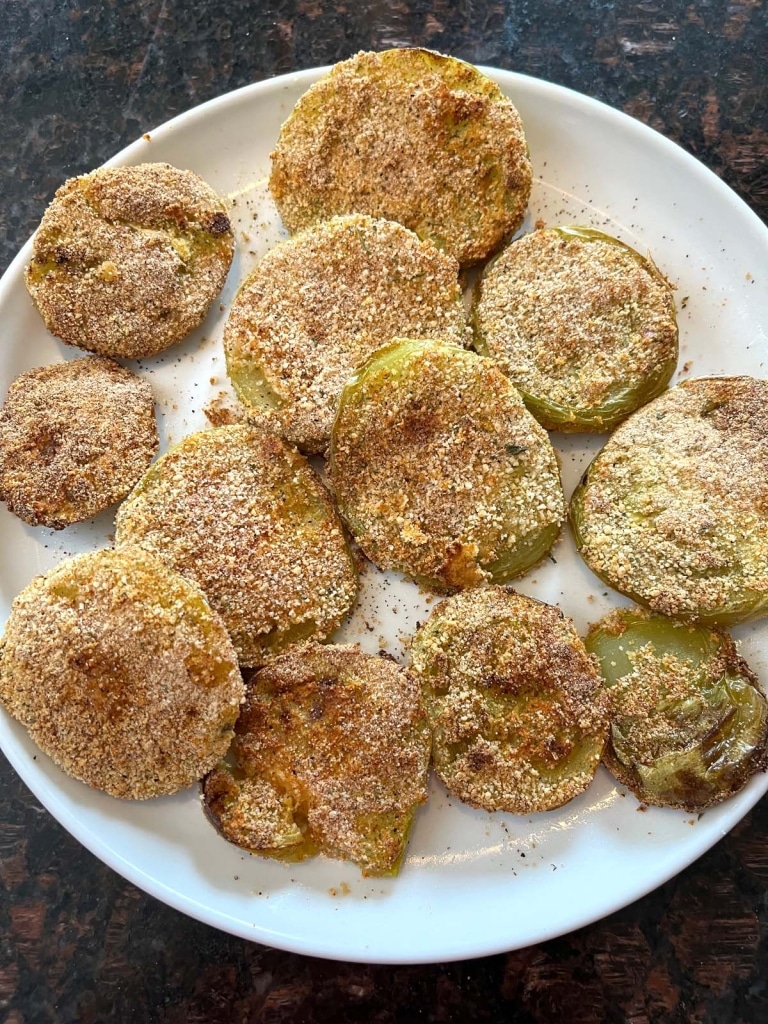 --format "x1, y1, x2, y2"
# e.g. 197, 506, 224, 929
586, 611, 768, 809
518, 355, 677, 433
482, 520, 562, 582
226, 352, 283, 411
